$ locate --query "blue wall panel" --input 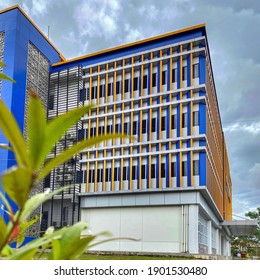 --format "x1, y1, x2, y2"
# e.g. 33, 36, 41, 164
199, 152, 206, 186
